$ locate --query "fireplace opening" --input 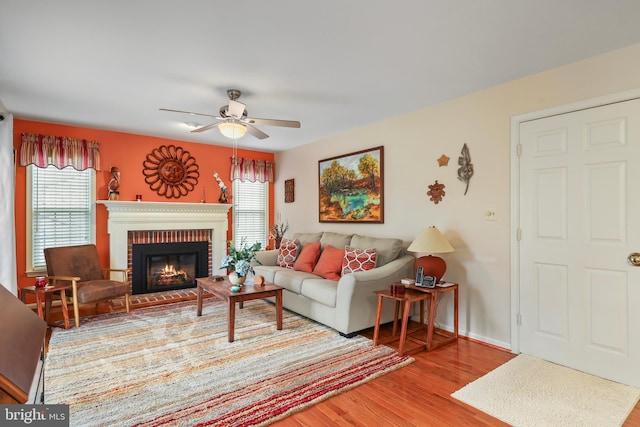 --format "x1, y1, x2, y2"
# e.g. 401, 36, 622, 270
132, 241, 209, 295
